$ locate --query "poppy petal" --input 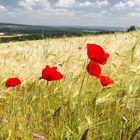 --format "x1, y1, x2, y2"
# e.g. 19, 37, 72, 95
86, 60, 101, 77
5, 77, 21, 88
98, 75, 113, 86
87, 44, 110, 65
40, 65, 63, 81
